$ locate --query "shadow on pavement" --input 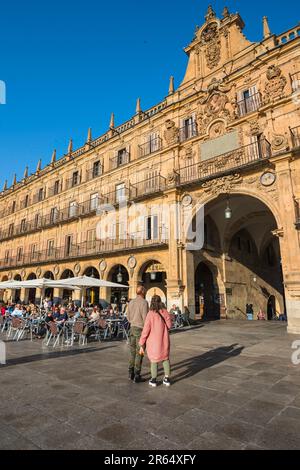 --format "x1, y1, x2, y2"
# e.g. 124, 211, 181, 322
0, 344, 117, 368
171, 344, 244, 384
